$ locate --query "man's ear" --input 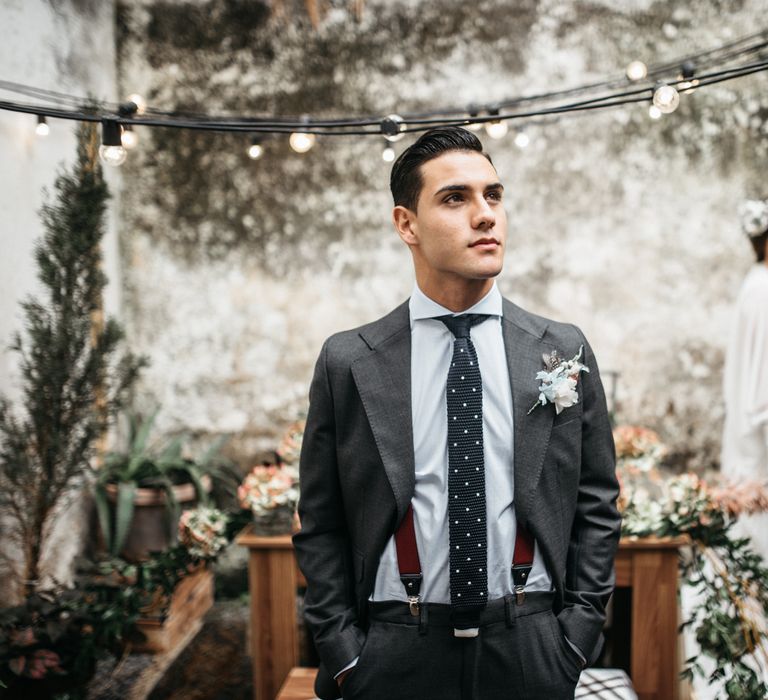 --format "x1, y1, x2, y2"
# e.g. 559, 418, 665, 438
393, 205, 418, 246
